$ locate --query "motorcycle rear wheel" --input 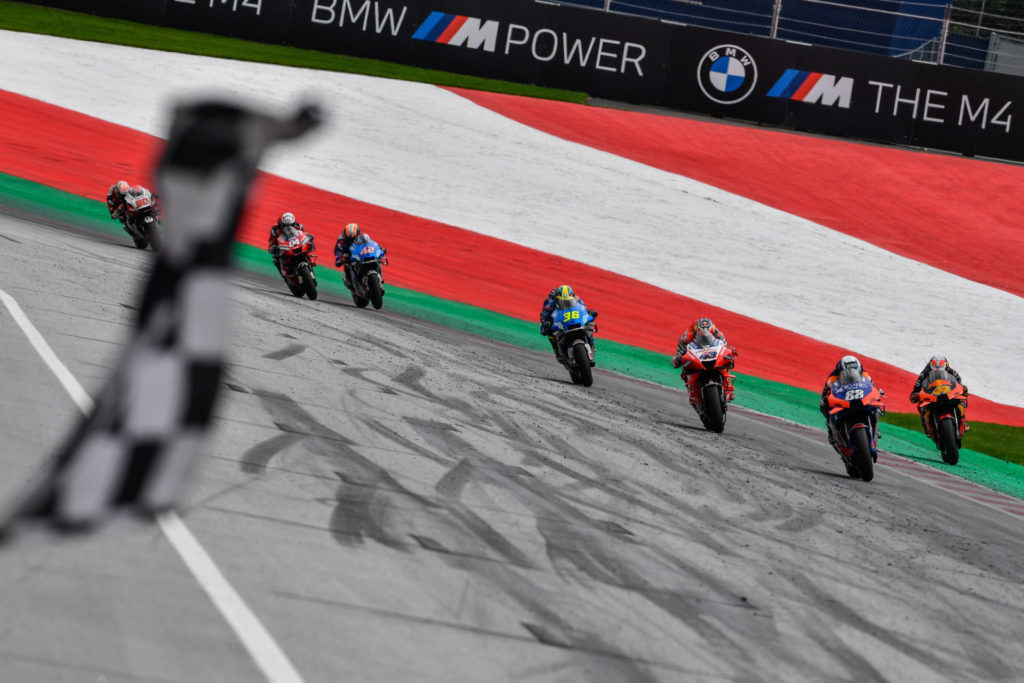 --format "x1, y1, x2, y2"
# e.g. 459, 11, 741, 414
851, 427, 874, 482
701, 384, 725, 433
938, 419, 960, 466
572, 344, 593, 387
